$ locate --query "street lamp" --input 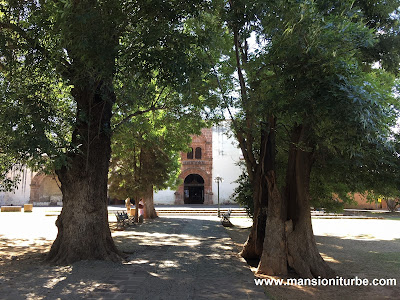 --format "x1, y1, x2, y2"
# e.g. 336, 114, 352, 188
214, 175, 223, 217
